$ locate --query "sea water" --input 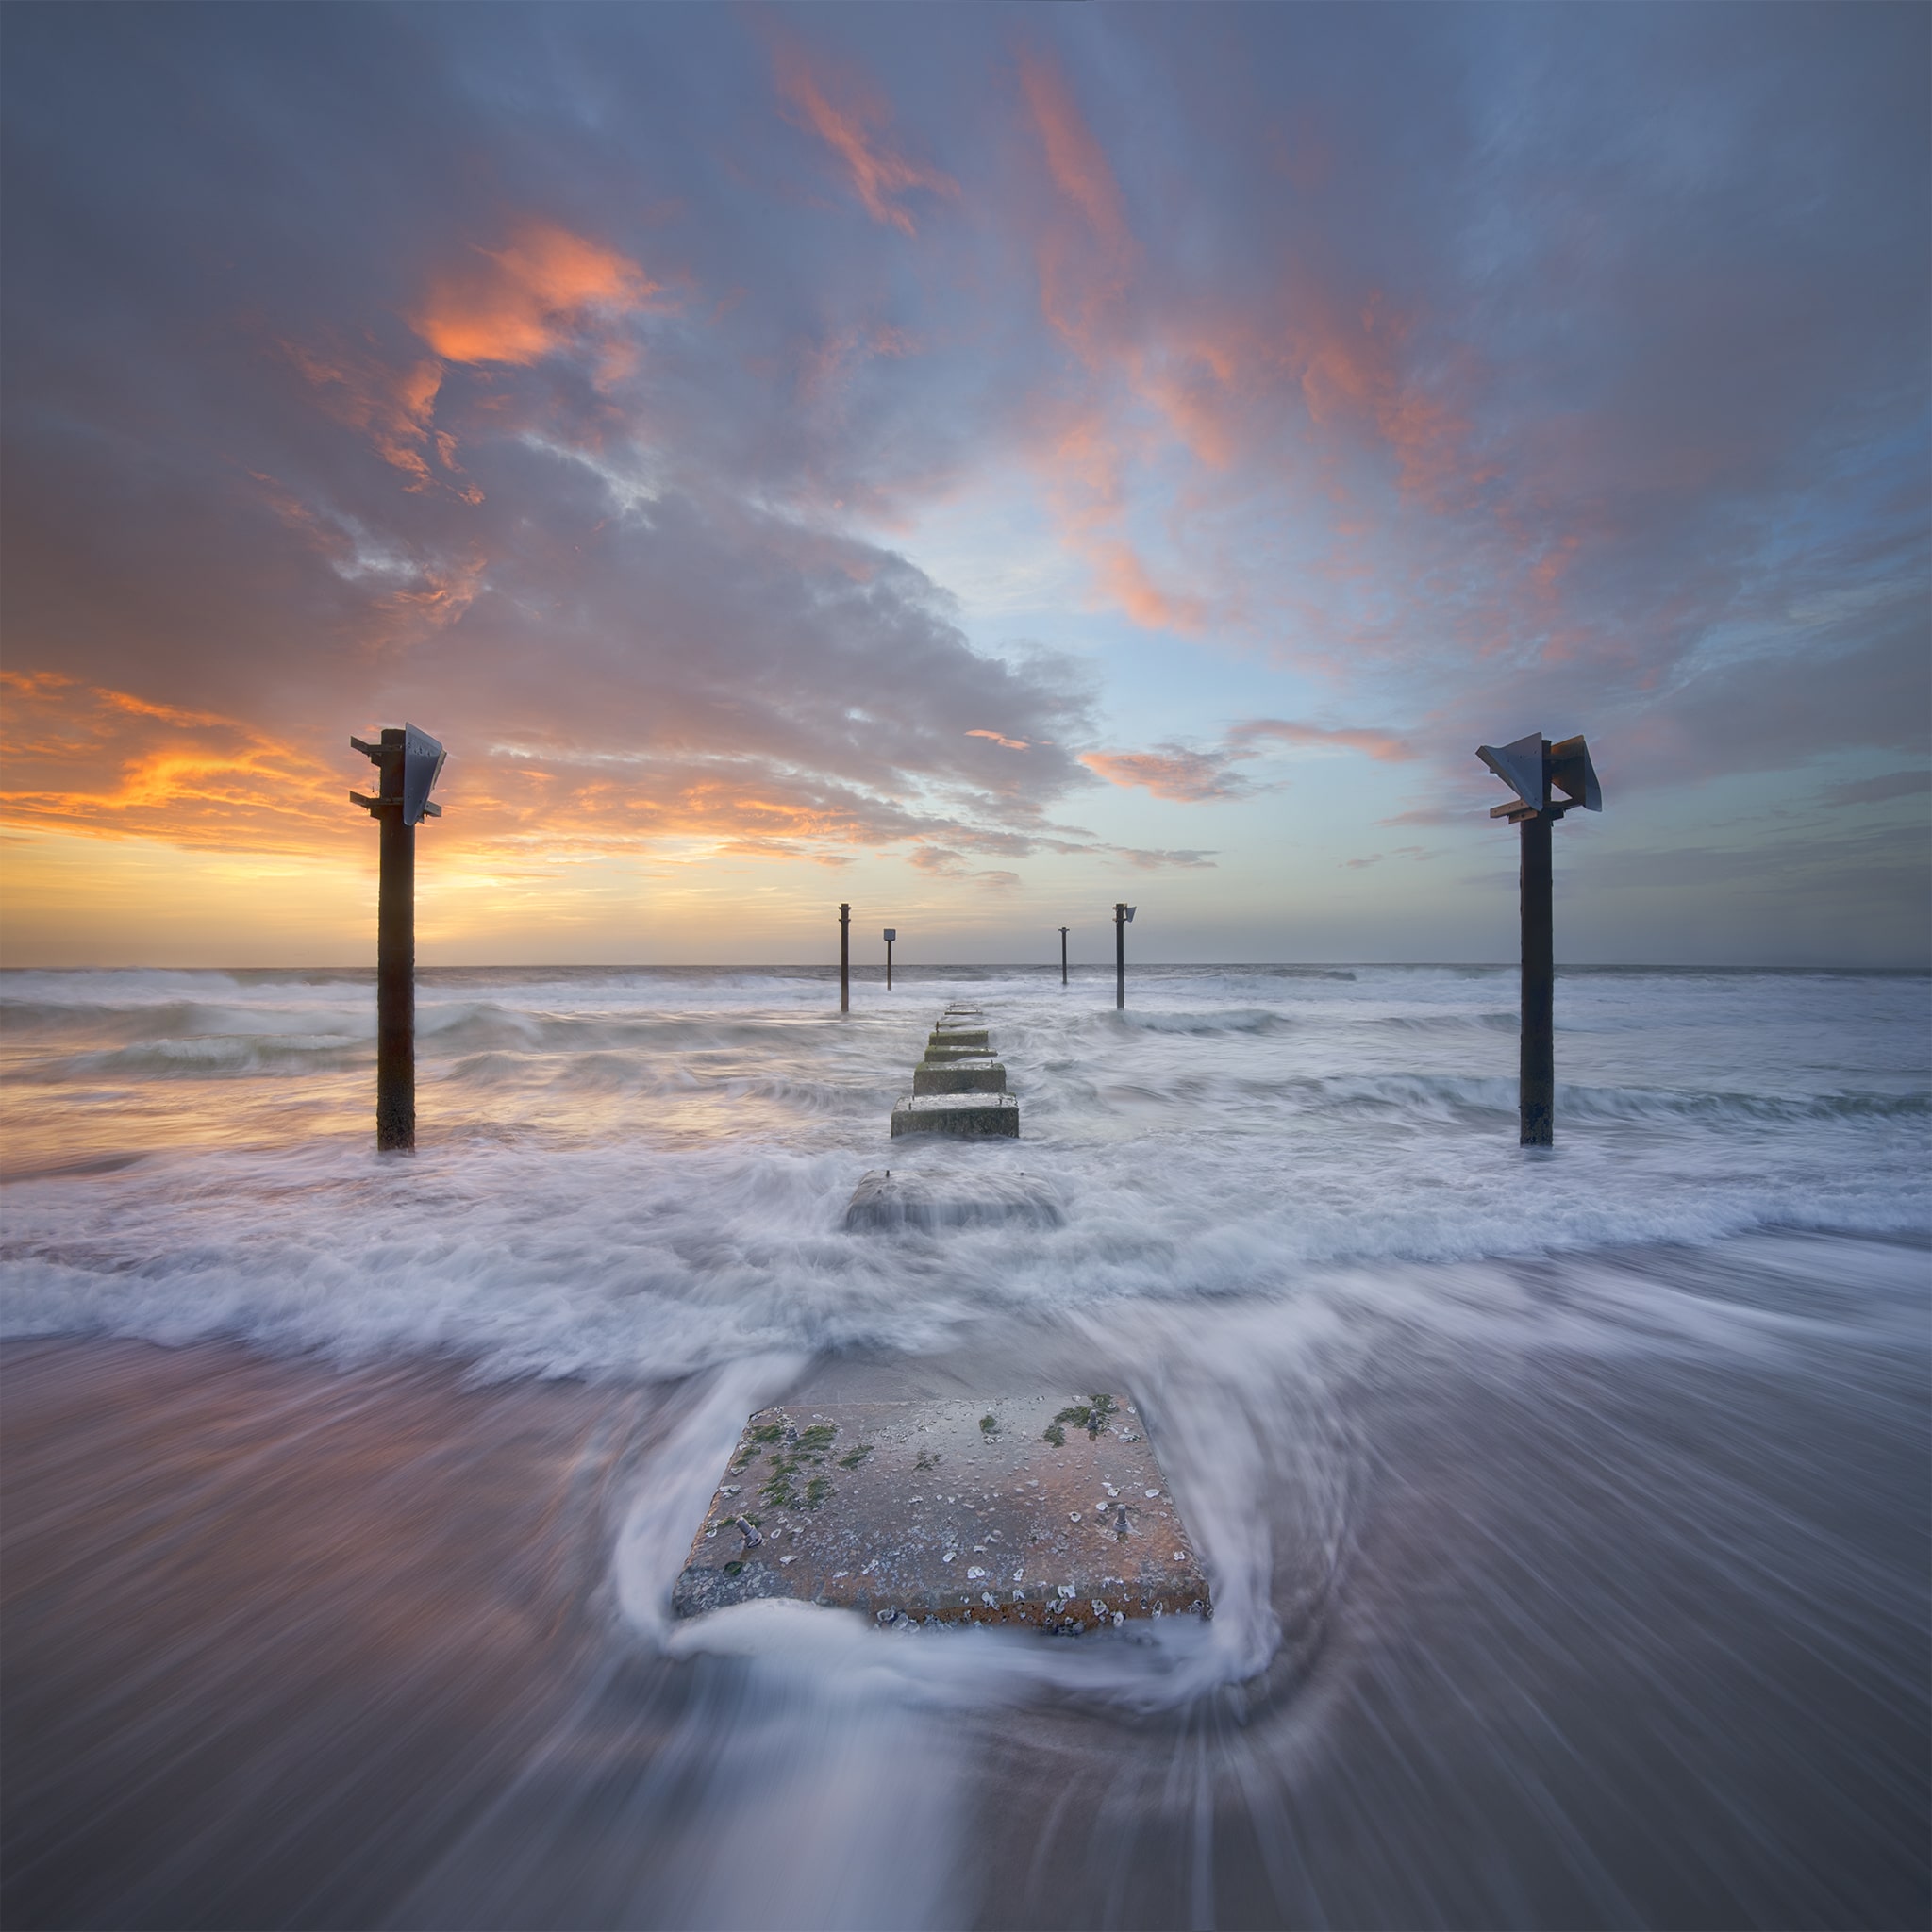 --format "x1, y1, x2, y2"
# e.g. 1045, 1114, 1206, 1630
1, 964, 1926, 1927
